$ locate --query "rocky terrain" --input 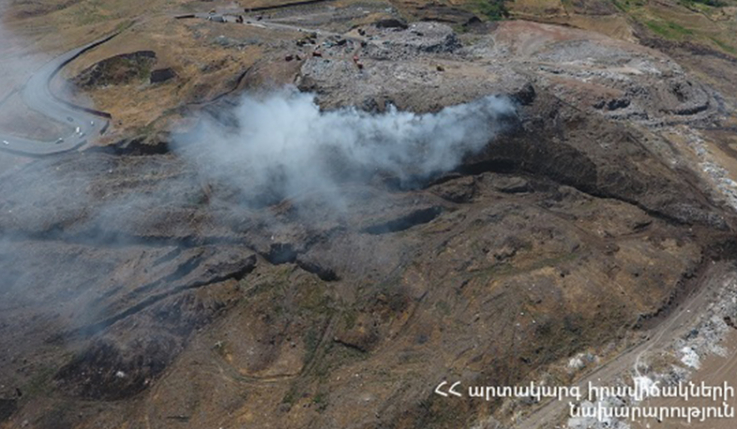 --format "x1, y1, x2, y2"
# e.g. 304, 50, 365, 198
1, 0, 737, 429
